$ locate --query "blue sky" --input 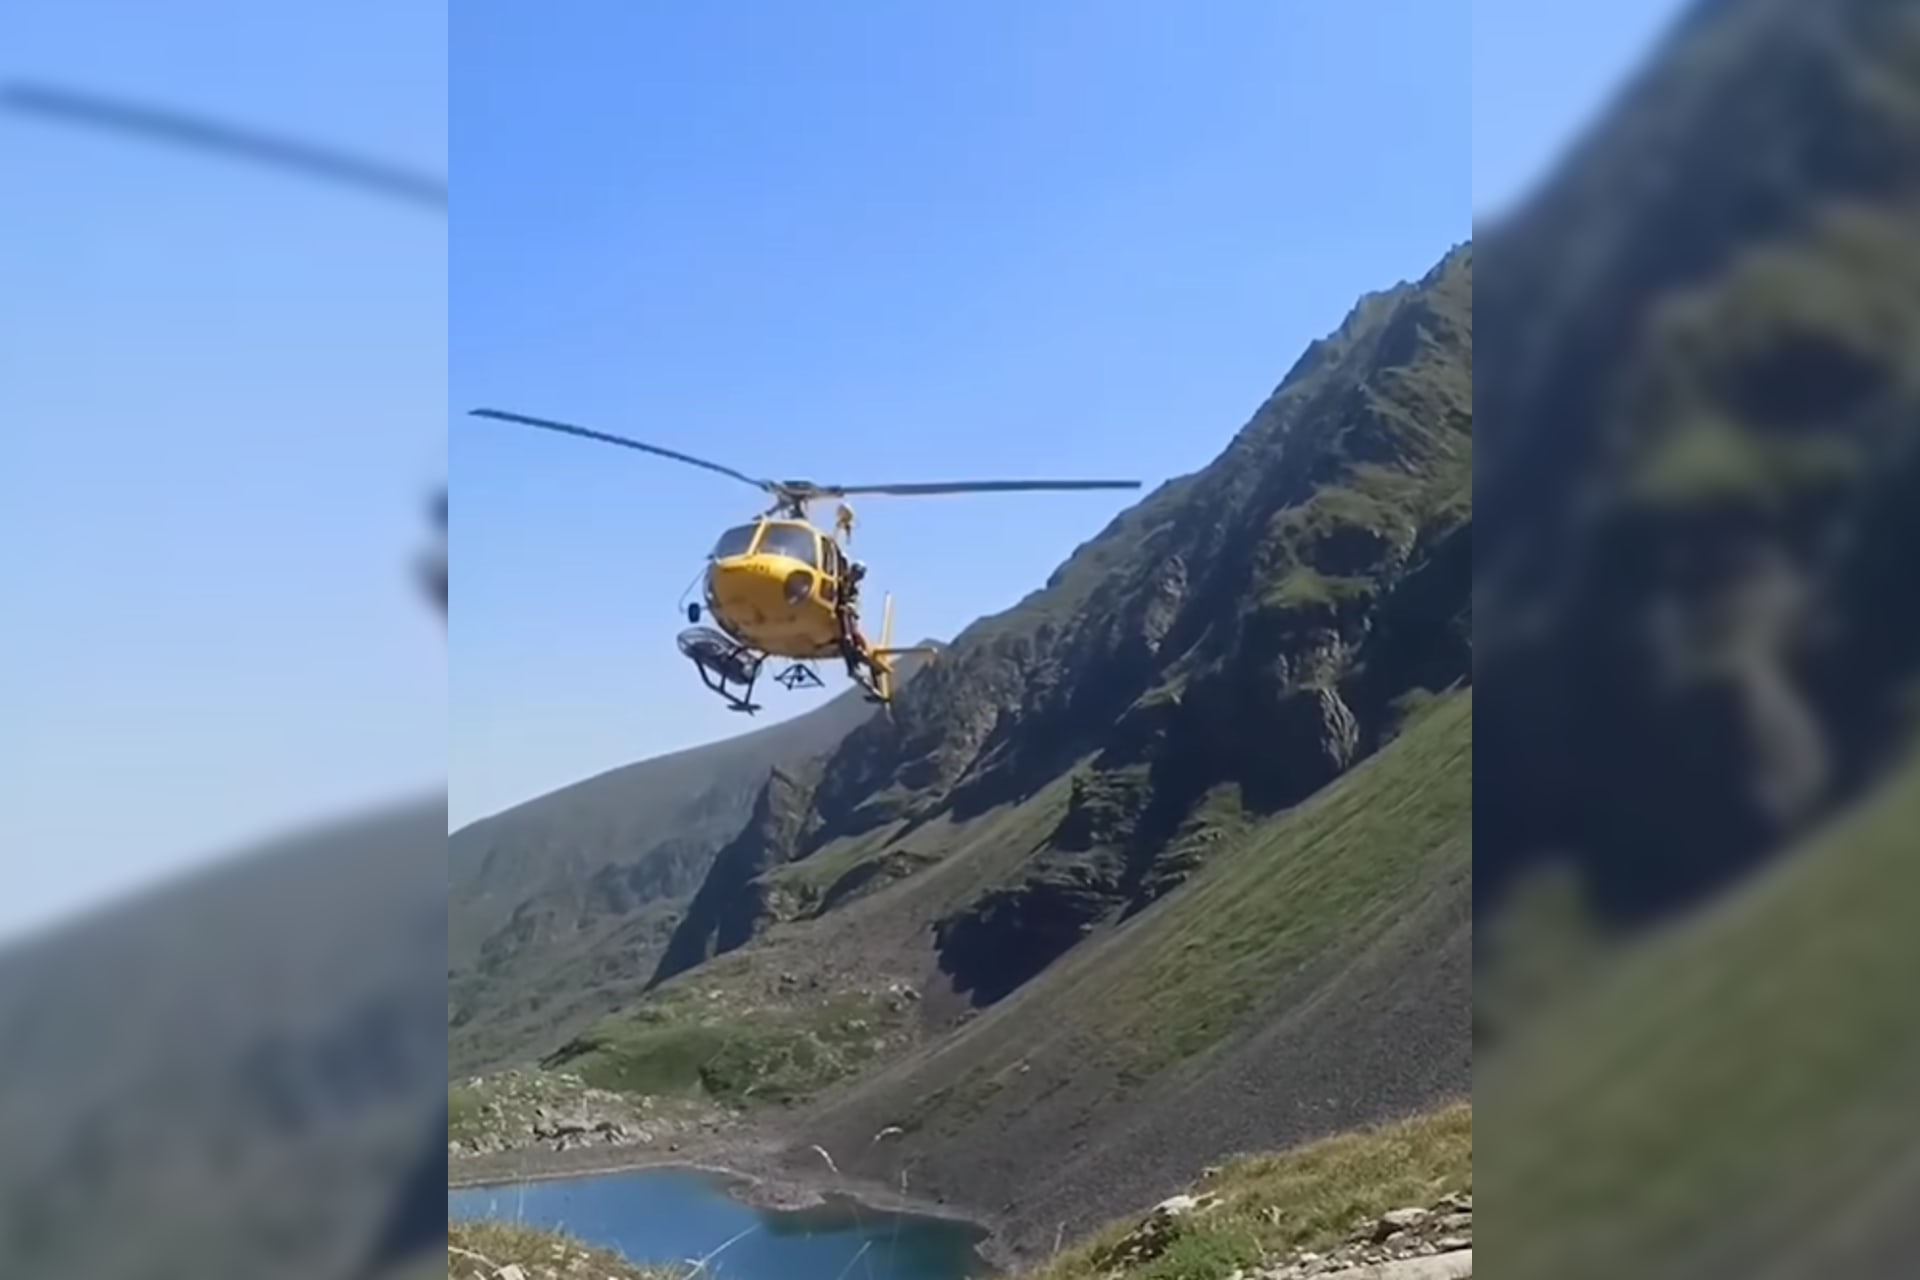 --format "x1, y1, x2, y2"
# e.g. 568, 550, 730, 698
452, 0, 1685, 831
1, 2, 445, 941
1474, 0, 1688, 216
